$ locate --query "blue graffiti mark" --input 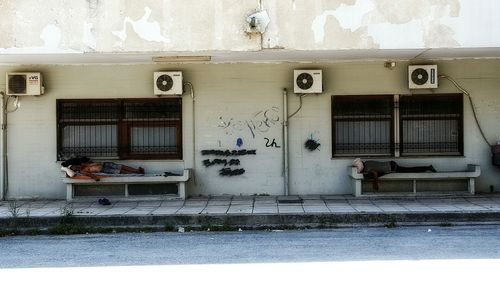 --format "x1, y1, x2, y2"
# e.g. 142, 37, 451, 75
236, 138, 243, 147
